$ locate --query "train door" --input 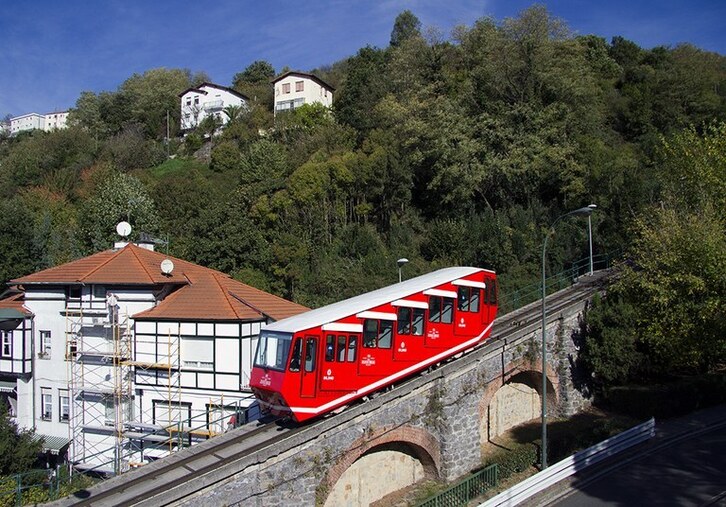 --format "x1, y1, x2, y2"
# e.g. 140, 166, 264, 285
454, 285, 483, 336
484, 277, 498, 322
300, 335, 318, 398
321, 333, 359, 391
359, 318, 394, 376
